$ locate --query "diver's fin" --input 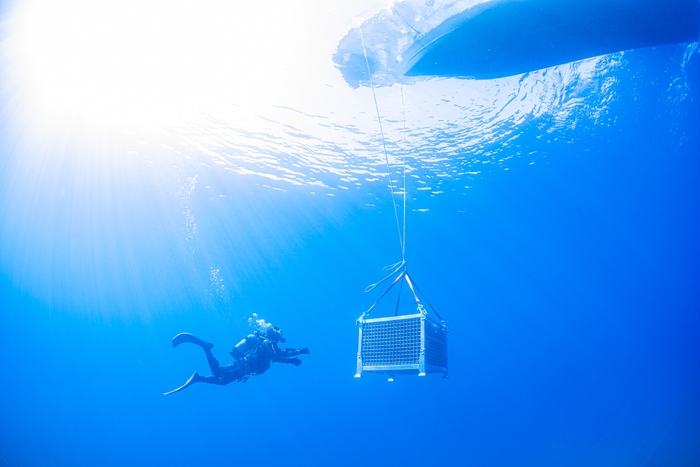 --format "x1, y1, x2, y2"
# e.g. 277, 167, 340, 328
172, 332, 214, 350
163, 372, 201, 396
